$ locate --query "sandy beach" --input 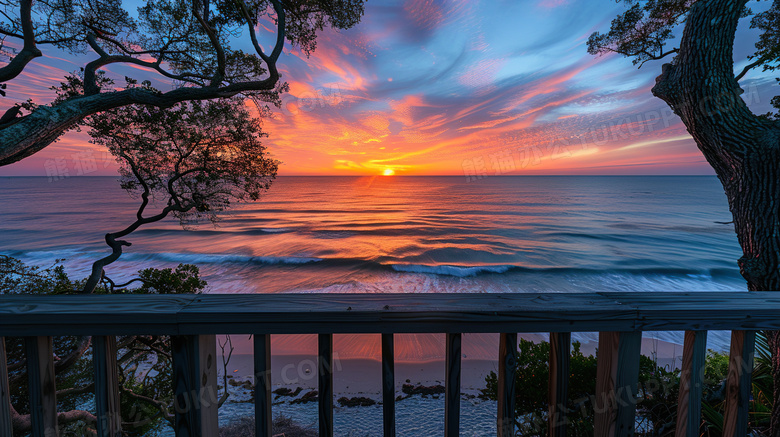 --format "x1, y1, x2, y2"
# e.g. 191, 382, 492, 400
208, 333, 693, 435
217, 332, 691, 398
